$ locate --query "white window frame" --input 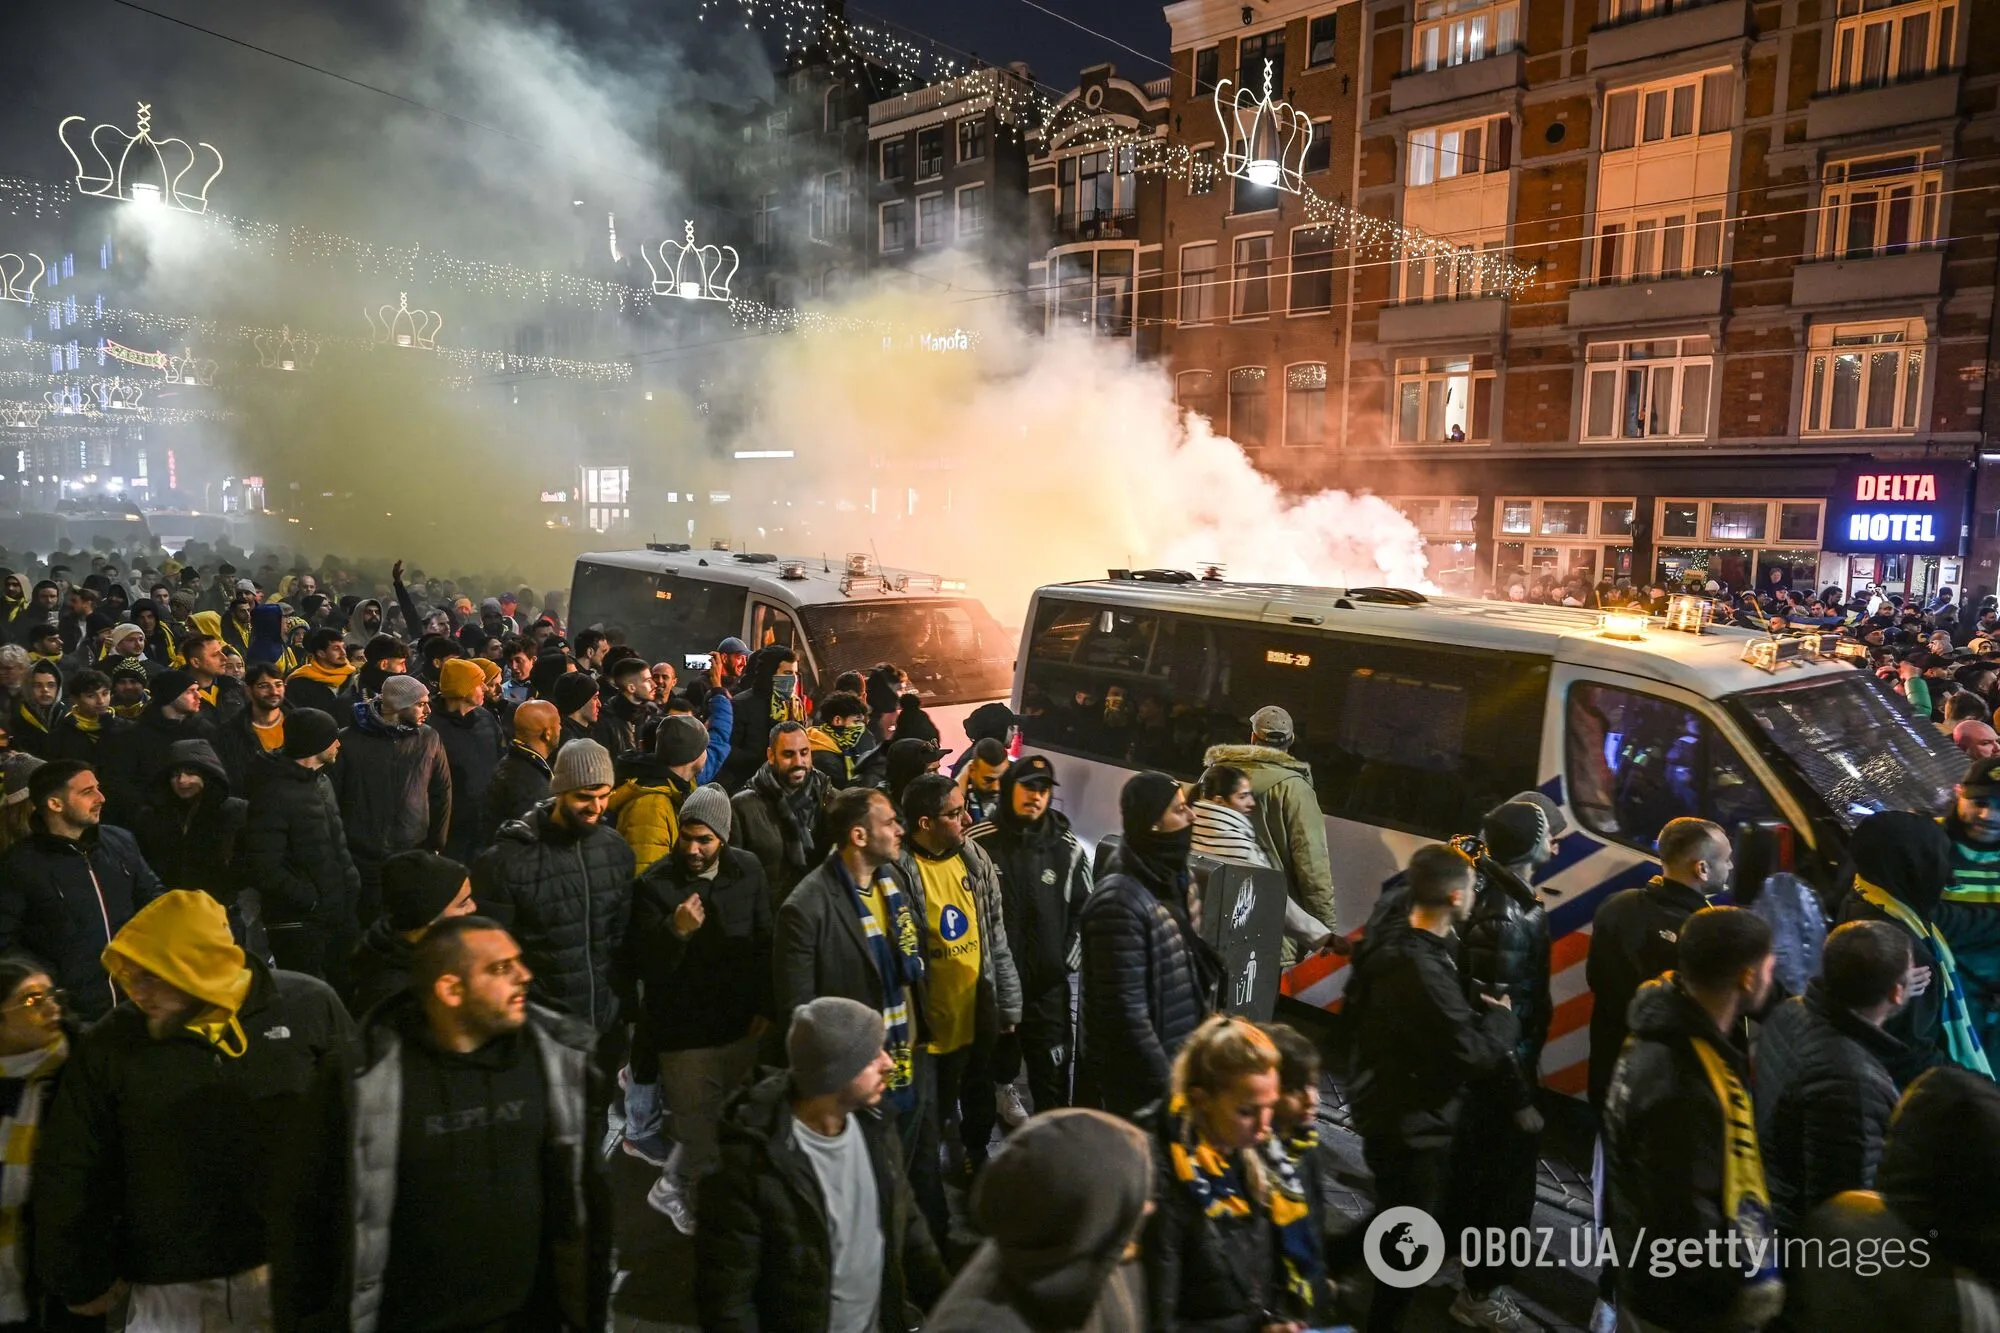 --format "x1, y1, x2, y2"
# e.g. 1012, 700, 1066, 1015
1832, 0, 1957, 92
811, 170, 849, 241
916, 126, 946, 181
1180, 241, 1220, 324
956, 183, 988, 239
878, 199, 909, 253
1231, 232, 1275, 321
1308, 13, 1340, 67
1227, 366, 1270, 446
1283, 362, 1328, 445
880, 138, 906, 182
1407, 115, 1509, 186
957, 115, 988, 164
1393, 354, 1495, 444
1495, 496, 1634, 540
916, 192, 947, 247
1601, 68, 1734, 151
1593, 69, 1734, 284
1412, 0, 1519, 72
1819, 148, 1942, 260
1802, 318, 1927, 436
1582, 336, 1715, 442
1288, 226, 1335, 315
1655, 499, 1826, 548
